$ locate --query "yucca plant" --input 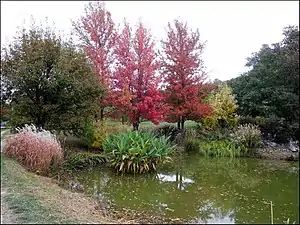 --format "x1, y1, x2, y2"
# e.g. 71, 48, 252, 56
103, 131, 174, 174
